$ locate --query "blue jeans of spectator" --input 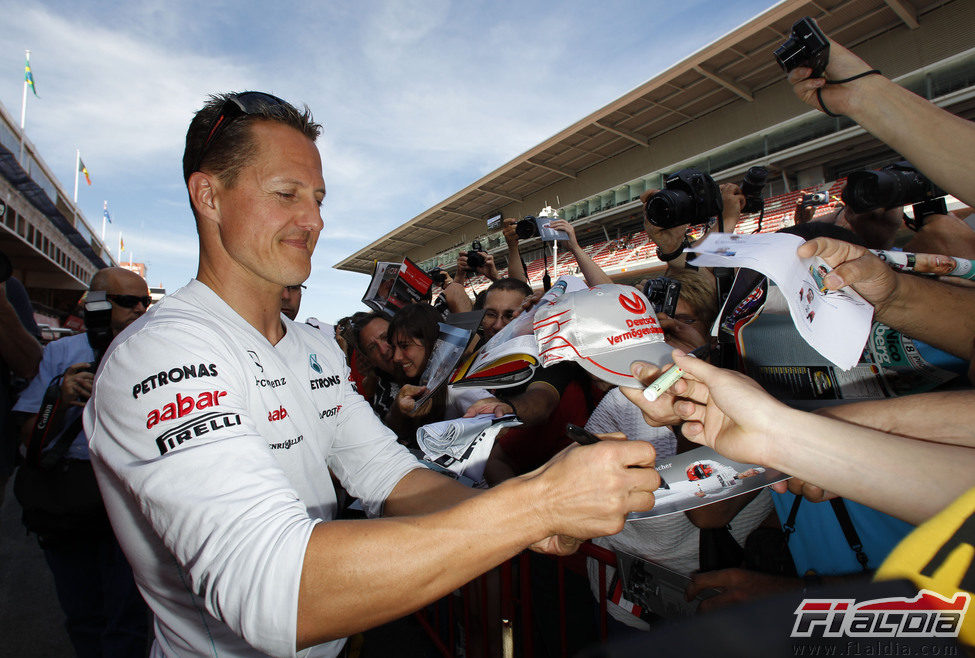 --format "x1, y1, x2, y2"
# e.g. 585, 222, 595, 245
43, 531, 149, 657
